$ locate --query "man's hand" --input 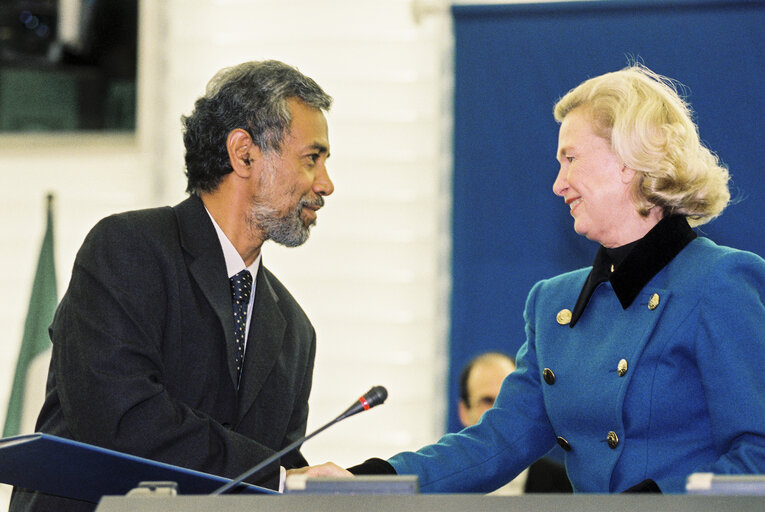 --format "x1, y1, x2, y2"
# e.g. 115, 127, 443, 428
287, 462, 354, 478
